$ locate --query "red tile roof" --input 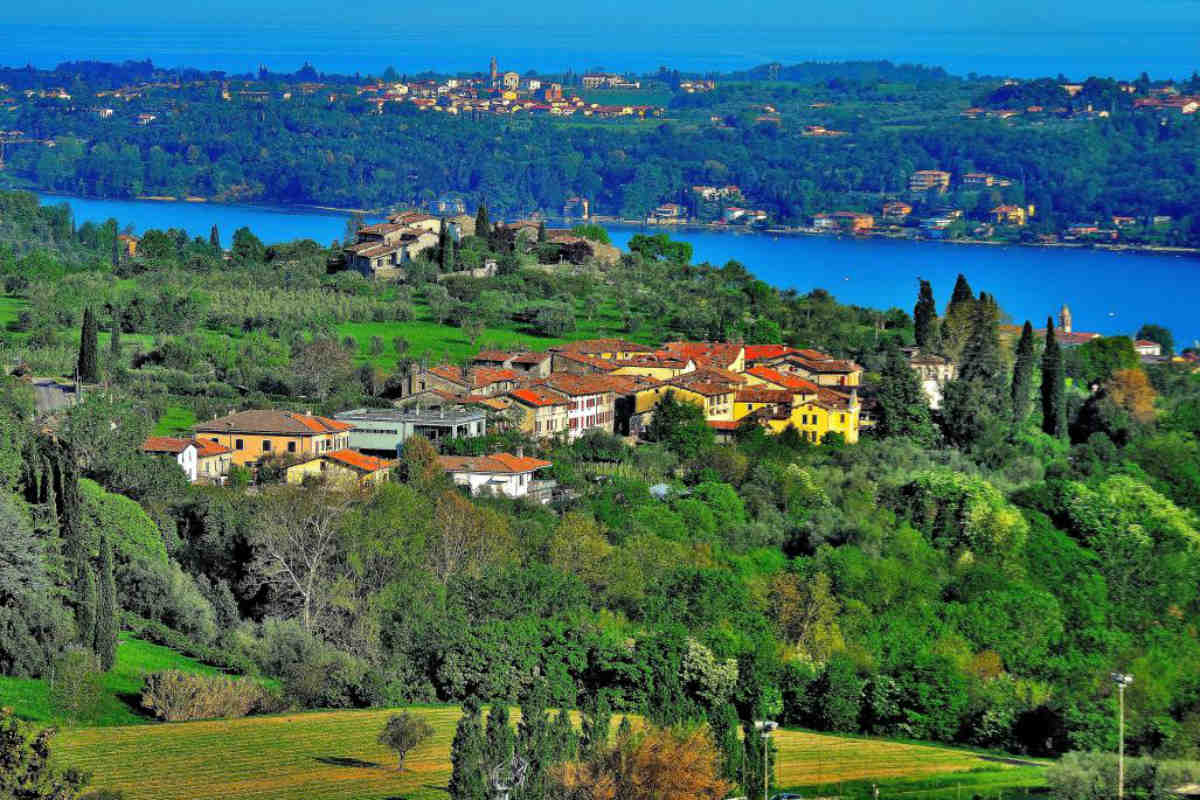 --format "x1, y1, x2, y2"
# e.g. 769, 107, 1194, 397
438, 452, 552, 474
536, 373, 620, 397
707, 420, 741, 431
192, 439, 232, 457
141, 436, 194, 454
745, 367, 820, 393
552, 351, 619, 371
662, 341, 744, 369
735, 388, 795, 404
325, 449, 394, 473
509, 387, 569, 407
666, 379, 734, 397
471, 367, 523, 386
743, 344, 797, 362
194, 410, 351, 436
